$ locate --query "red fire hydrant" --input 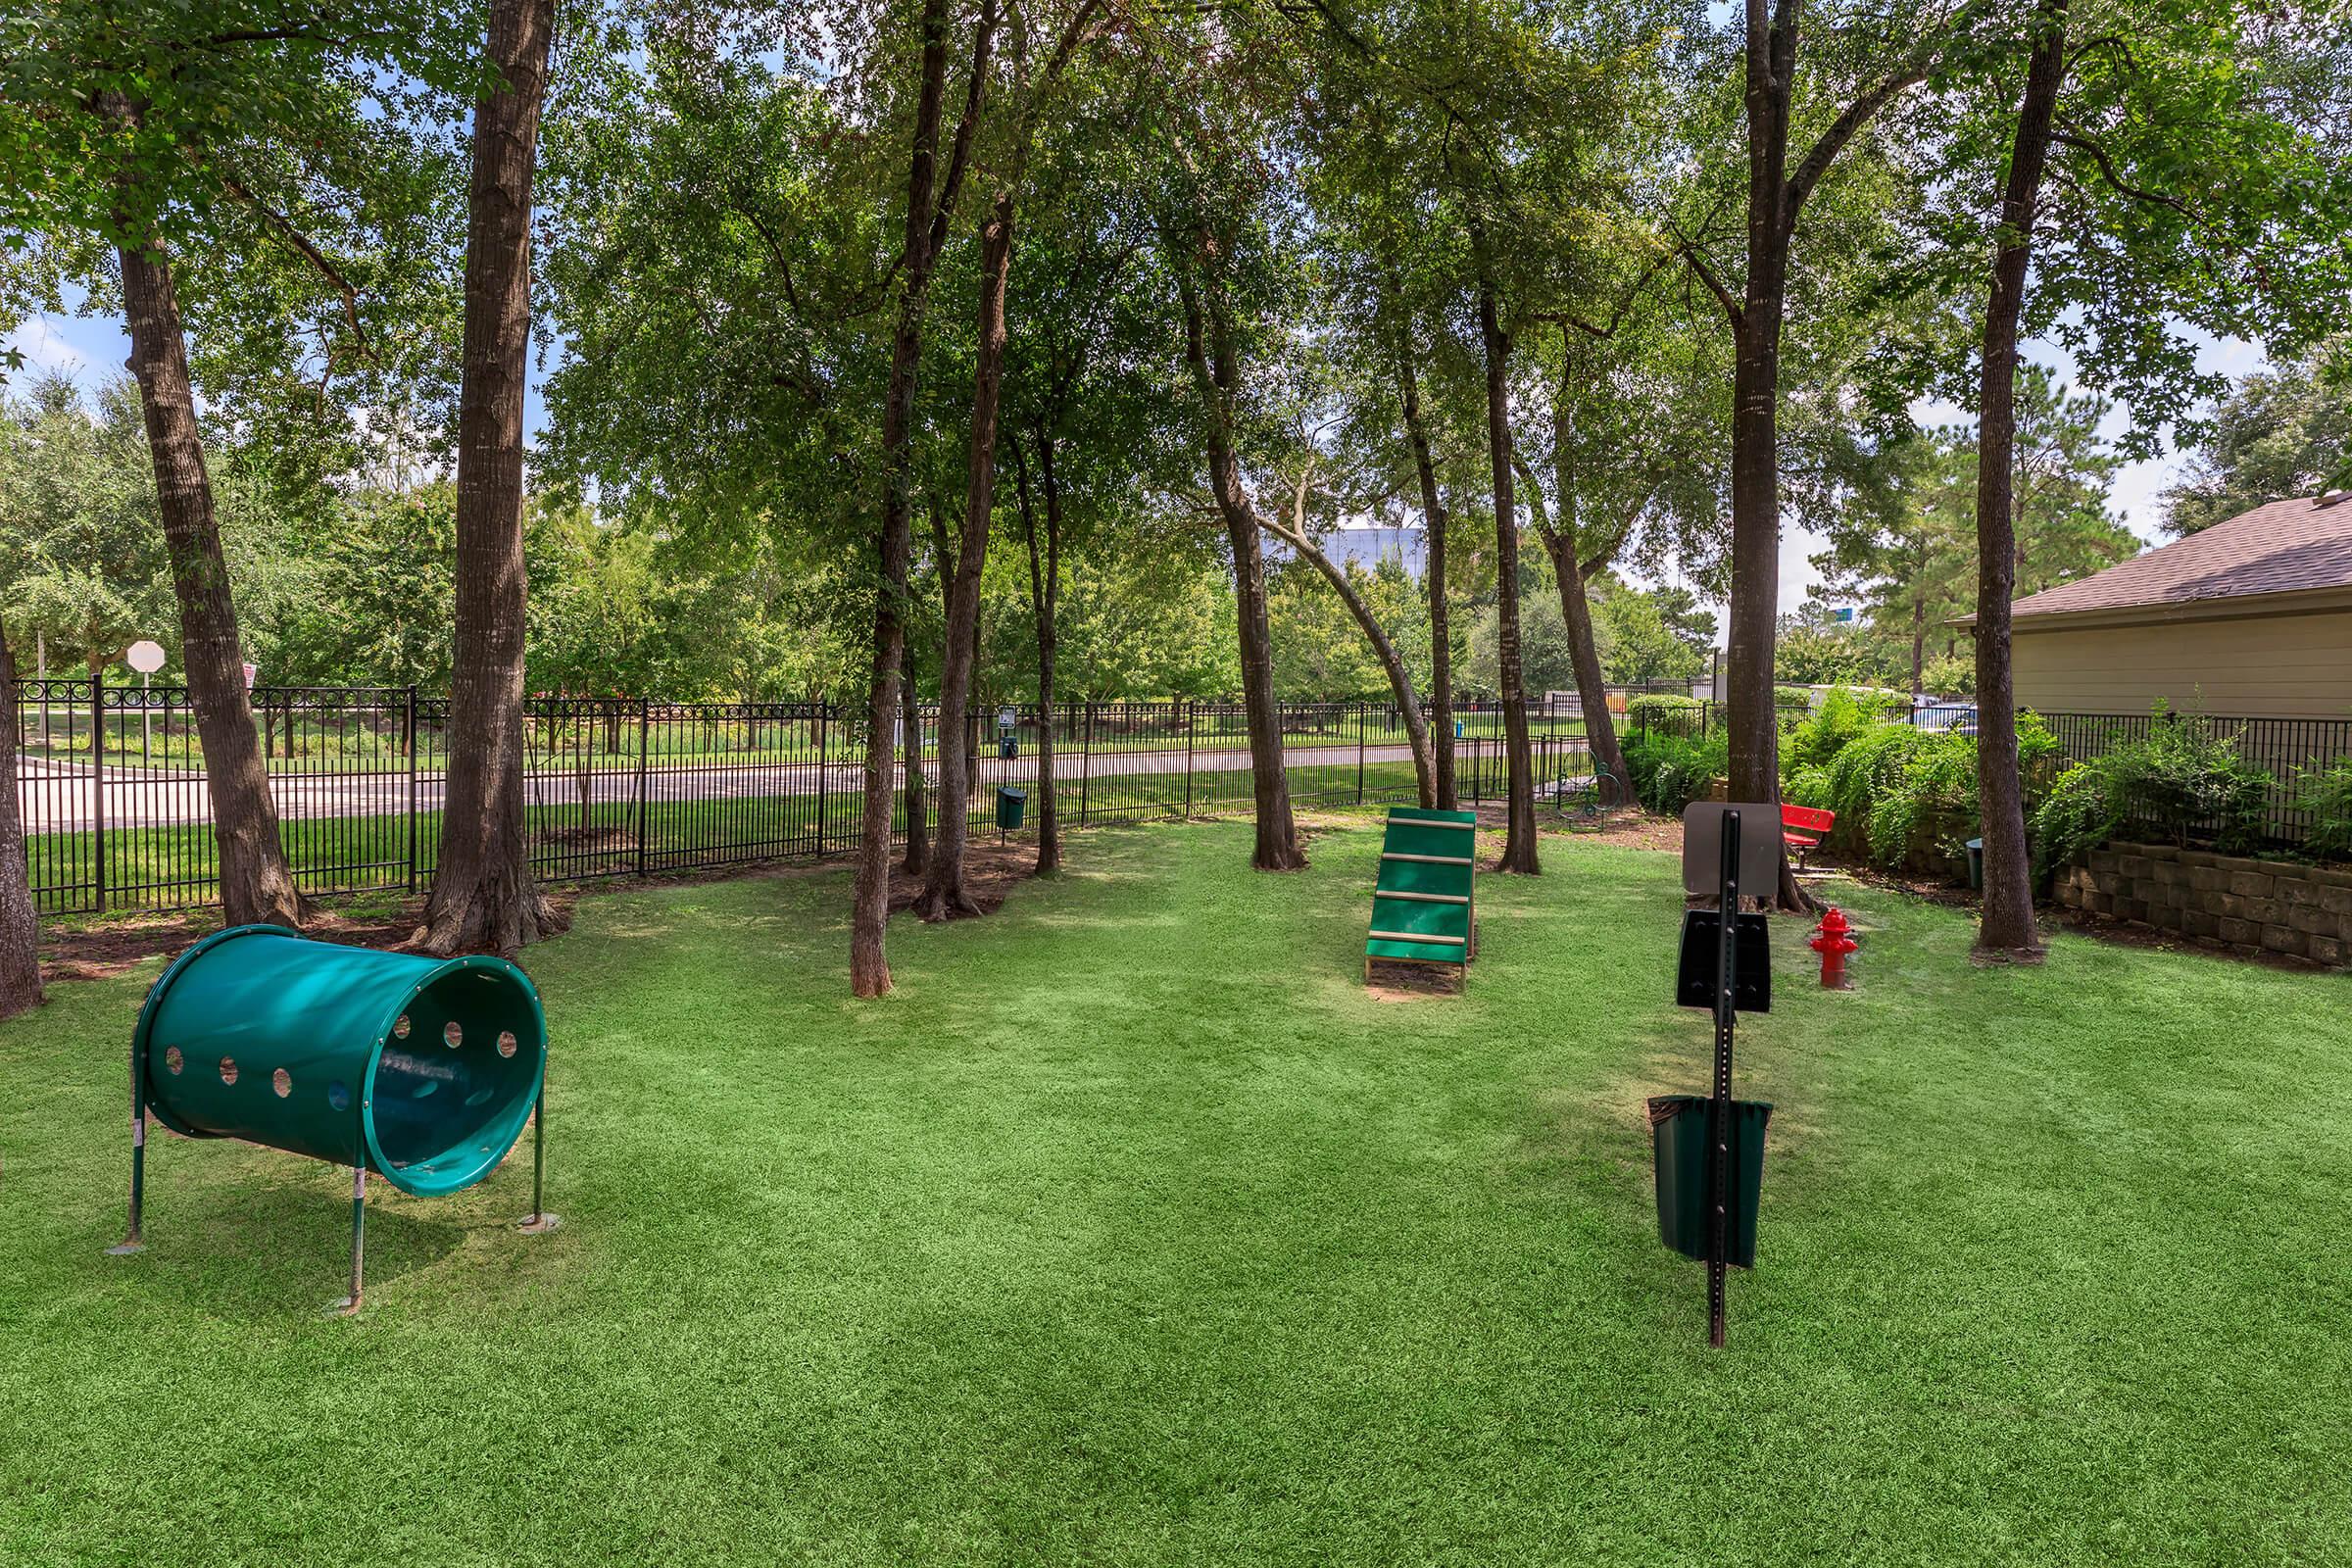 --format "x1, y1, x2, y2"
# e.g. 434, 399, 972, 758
1810, 906, 1858, 989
